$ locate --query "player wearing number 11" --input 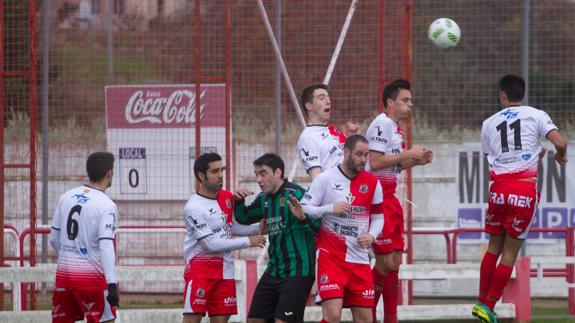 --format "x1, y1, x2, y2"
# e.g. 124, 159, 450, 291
50, 152, 119, 322
473, 75, 568, 322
